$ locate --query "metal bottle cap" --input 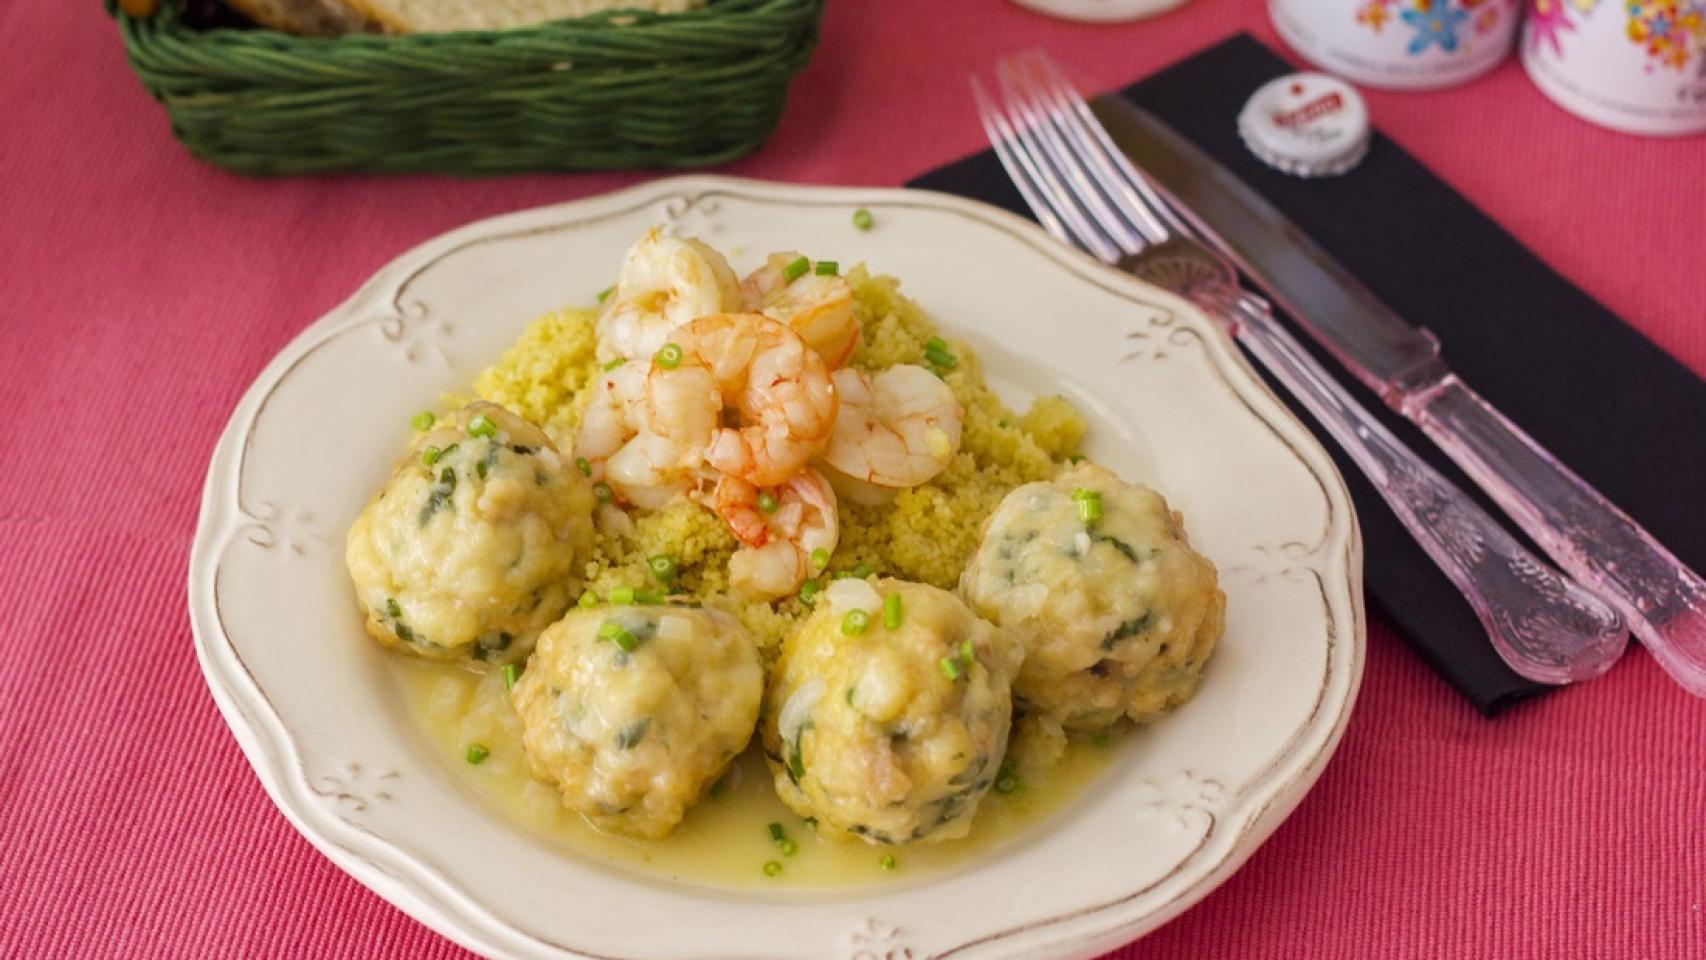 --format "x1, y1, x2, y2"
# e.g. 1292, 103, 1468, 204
1237, 72, 1371, 178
